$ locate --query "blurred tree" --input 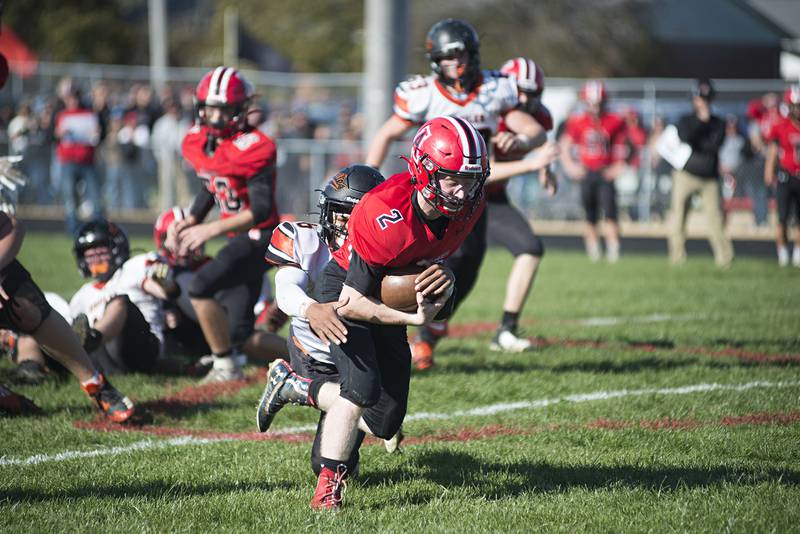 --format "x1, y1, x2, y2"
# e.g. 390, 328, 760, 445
407, 0, 655, 77
201, 0, 364, 72
4, 0, 141, 64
